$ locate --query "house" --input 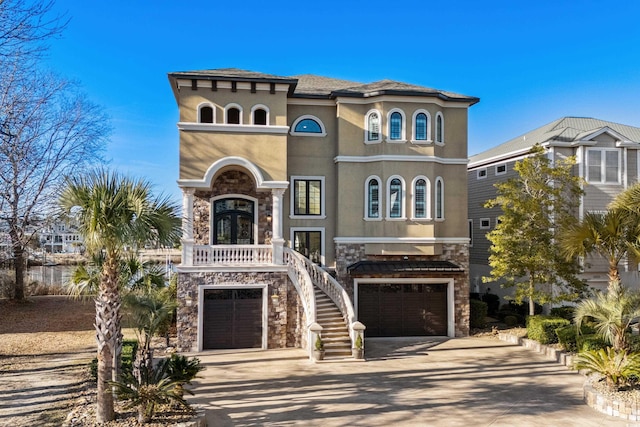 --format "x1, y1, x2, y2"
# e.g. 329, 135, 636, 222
468, 117, 640, 296
168, 68, 478, 358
